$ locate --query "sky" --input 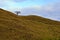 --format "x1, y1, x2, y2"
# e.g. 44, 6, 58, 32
0, 0, 60, 21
